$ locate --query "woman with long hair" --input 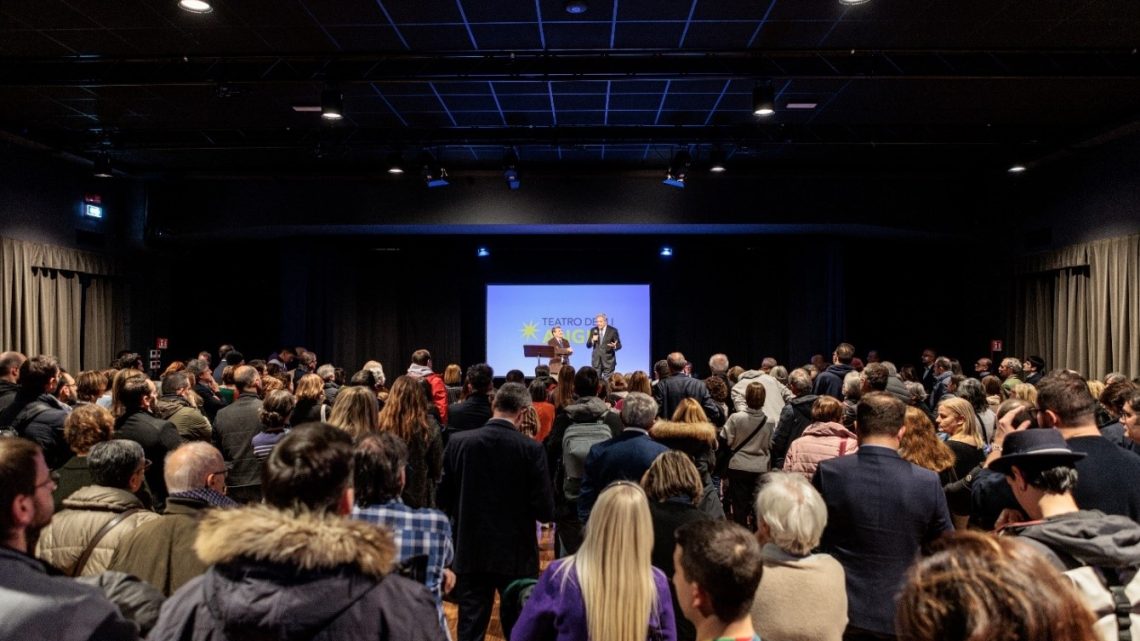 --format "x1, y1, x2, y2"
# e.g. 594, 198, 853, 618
956, 378, 996, 443
511, 482, 677, 641
377, 375, 443, 508
652, 398, 722, 518
898, 406, 956, 481
552, 365, 576, 411
292, 373, 325, 424
529, 379, 555, 443
327, 385, 379, 442
936, 397, 986, 481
